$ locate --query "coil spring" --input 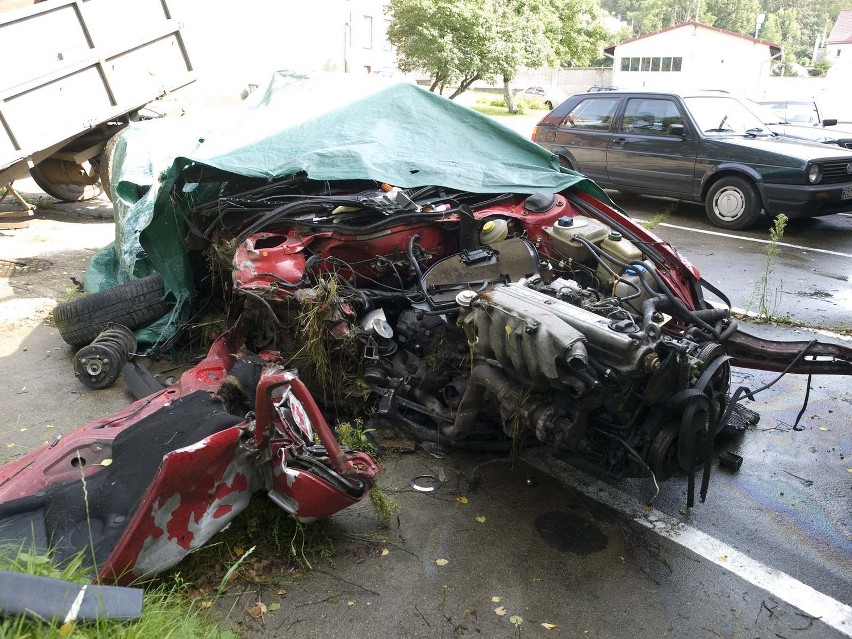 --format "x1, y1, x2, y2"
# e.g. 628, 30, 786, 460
73, 323, 137, 389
